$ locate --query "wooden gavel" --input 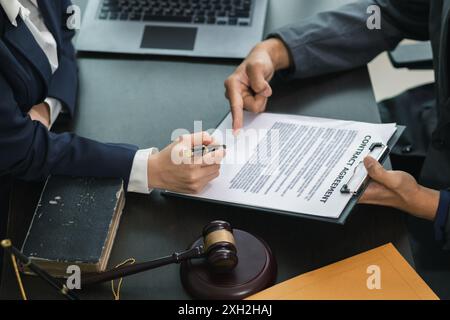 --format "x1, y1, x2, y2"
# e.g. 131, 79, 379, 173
81, 221, 238, 287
